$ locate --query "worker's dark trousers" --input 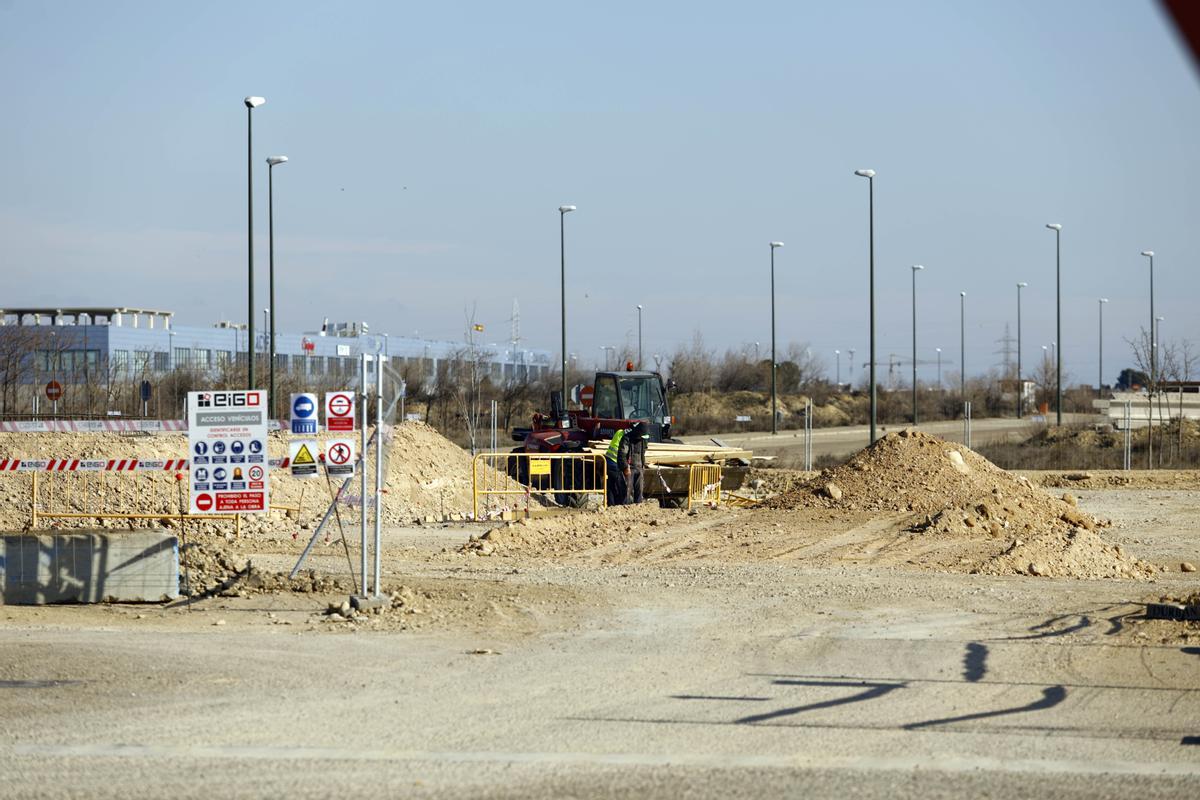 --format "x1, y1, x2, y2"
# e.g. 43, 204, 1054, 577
606, 460, 626, 505
628, 468, 644, 503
